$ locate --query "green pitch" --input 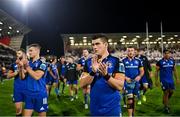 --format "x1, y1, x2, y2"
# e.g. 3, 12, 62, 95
0, 66, 180, 116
